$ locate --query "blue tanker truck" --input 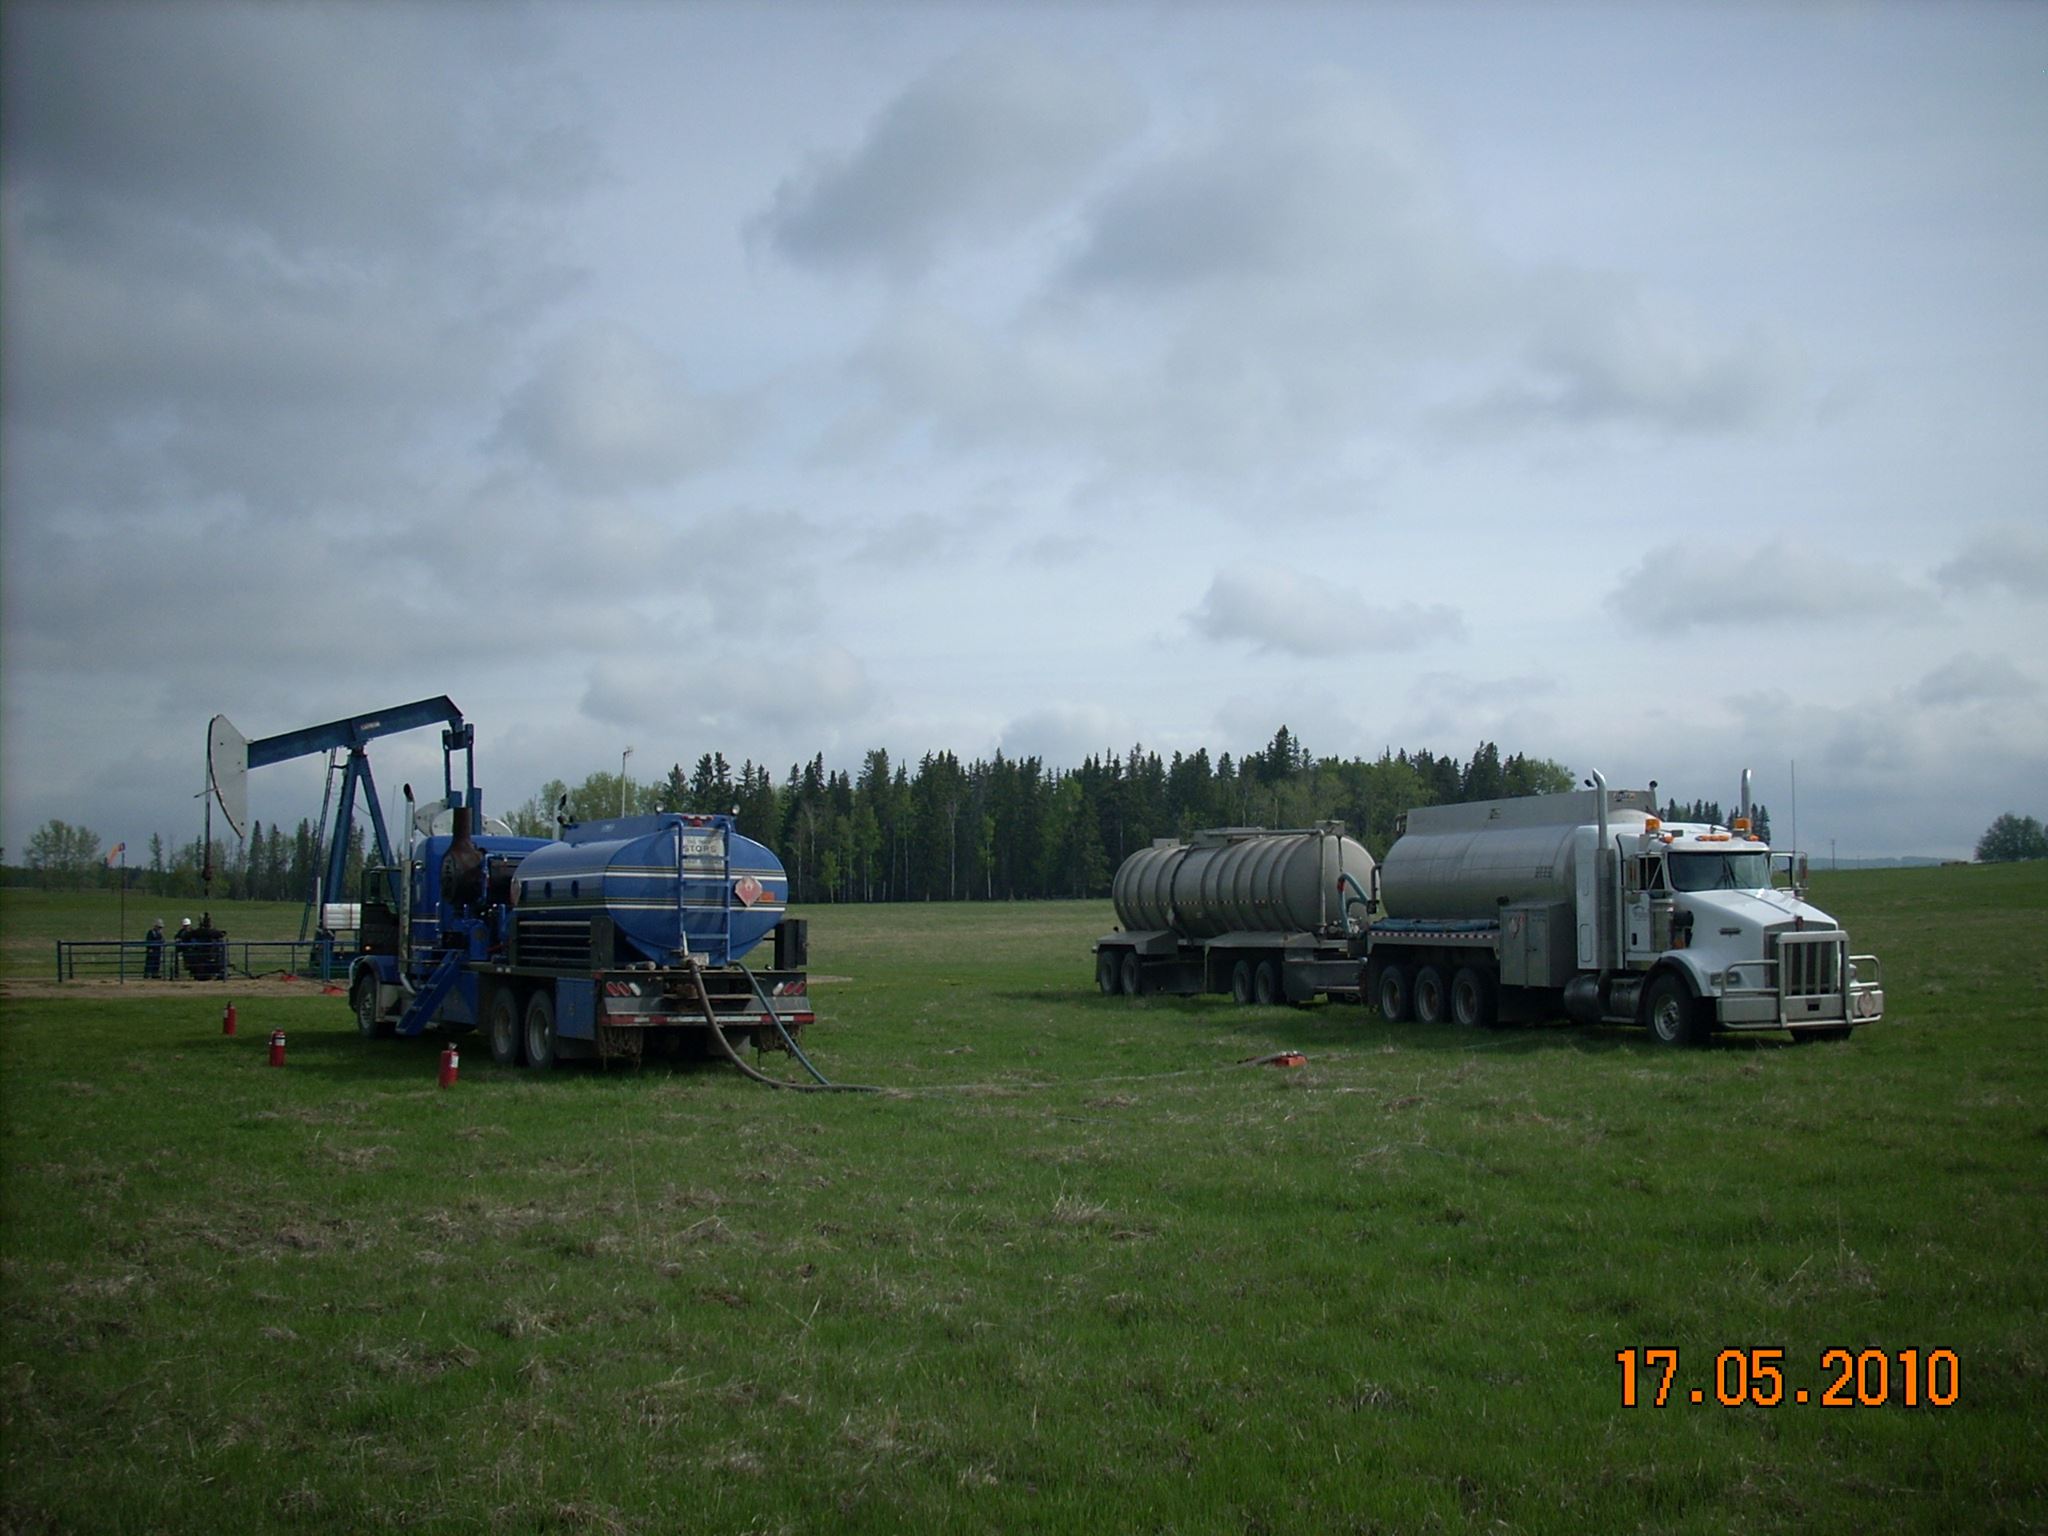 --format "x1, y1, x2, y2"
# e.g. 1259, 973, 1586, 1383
348, 797, 812, 1069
